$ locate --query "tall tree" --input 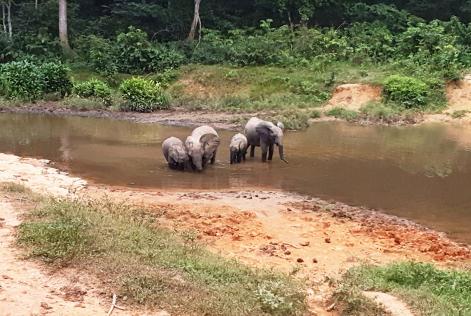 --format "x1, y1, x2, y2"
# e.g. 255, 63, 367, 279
1, 0, 12, 38
187, 0, 201, 41
58, 0, 72, 55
